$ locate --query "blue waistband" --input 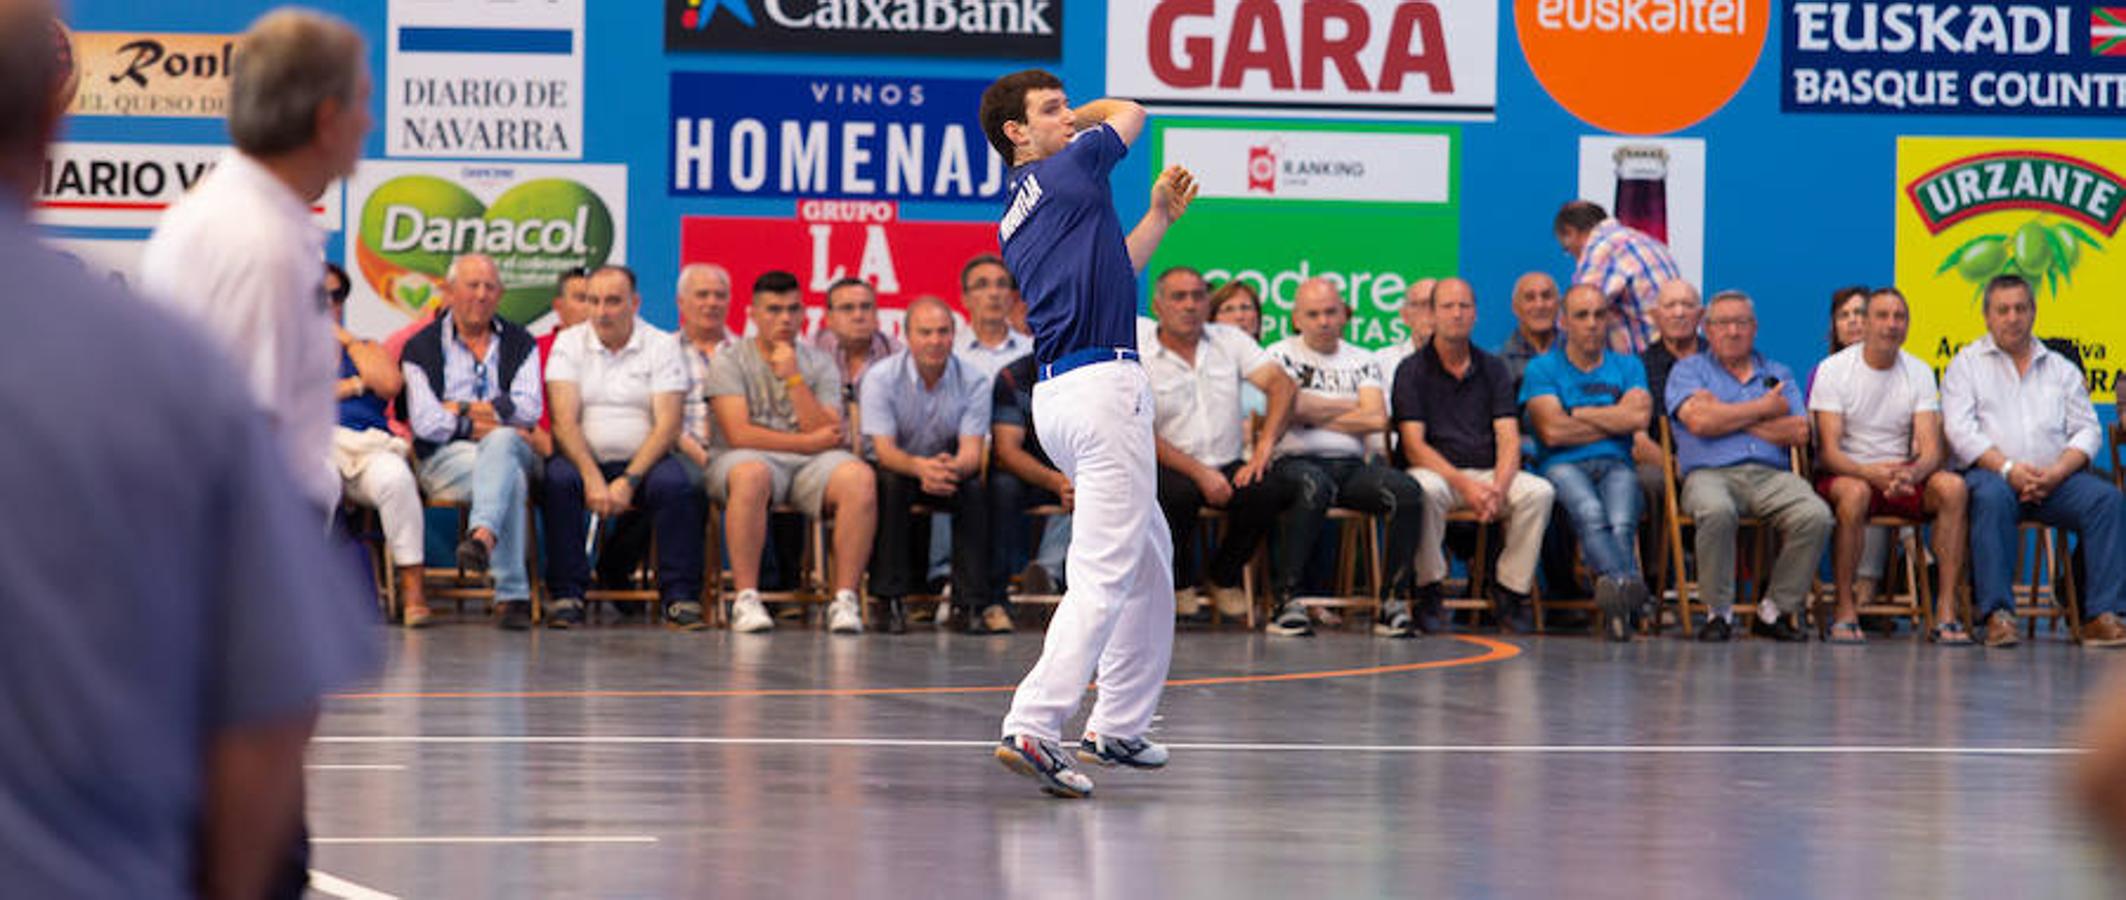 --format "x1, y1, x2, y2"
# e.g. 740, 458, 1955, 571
1039, 347, 1139, 382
